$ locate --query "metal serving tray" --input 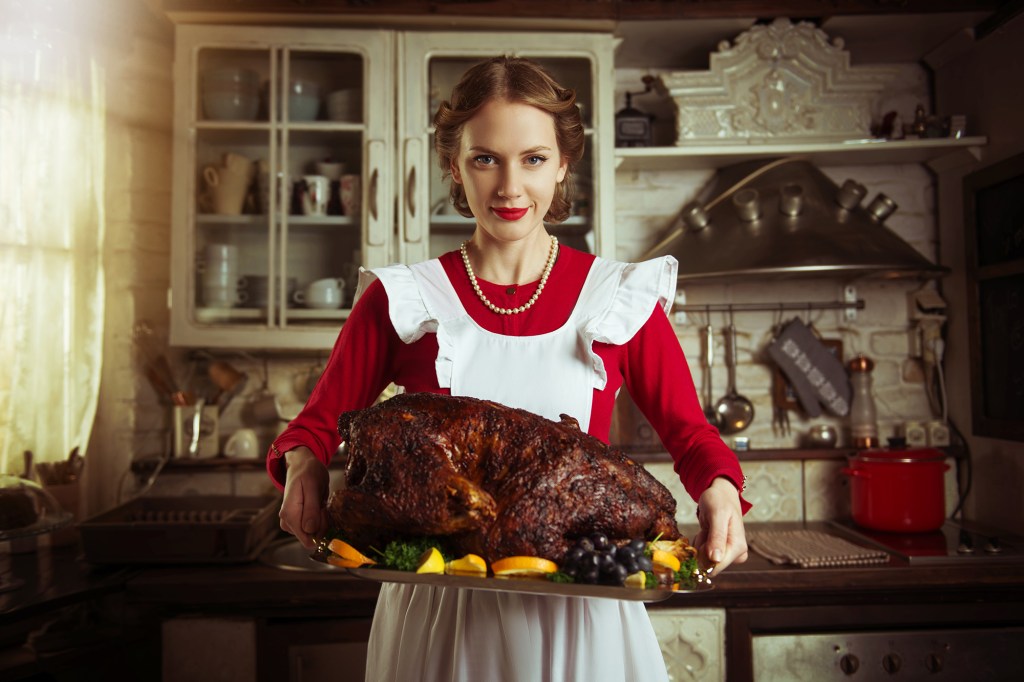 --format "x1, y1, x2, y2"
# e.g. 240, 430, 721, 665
342, 566, 692, 602
260, 539, 710, 602
79, 494, 280, 564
